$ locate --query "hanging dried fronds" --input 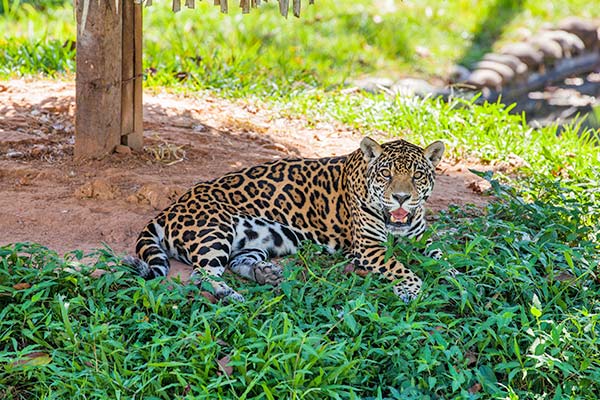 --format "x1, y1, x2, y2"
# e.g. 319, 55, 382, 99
79, 0, 313, 23
174, 0, 309, 16
278, 0, 288, 18
162, 0, 310, 16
